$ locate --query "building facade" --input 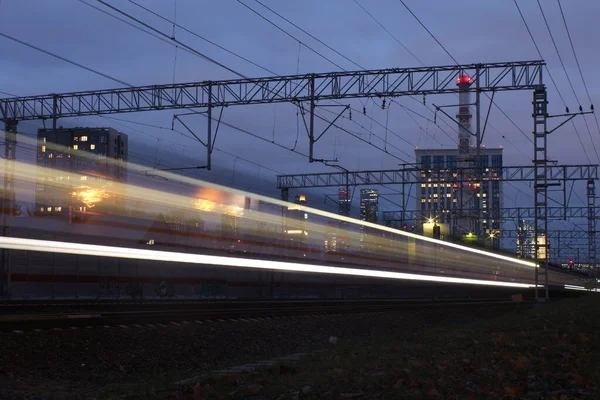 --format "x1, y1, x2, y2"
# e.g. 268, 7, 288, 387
359, 189, 379, 250
414, 148, 503, 240
285, 194, 308, 244
36, 127, 128, 217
